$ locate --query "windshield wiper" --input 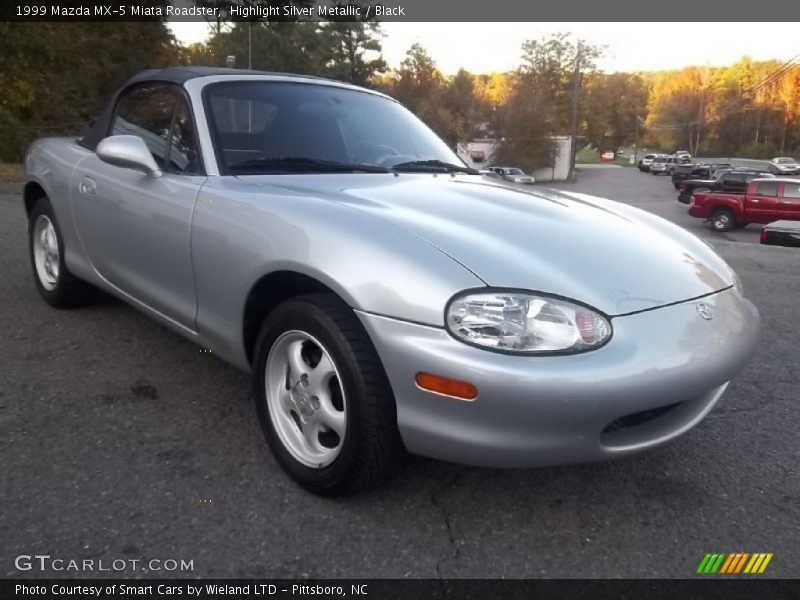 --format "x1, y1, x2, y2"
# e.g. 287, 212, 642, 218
228, 157, 391, 174
391, 159, 478, 174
